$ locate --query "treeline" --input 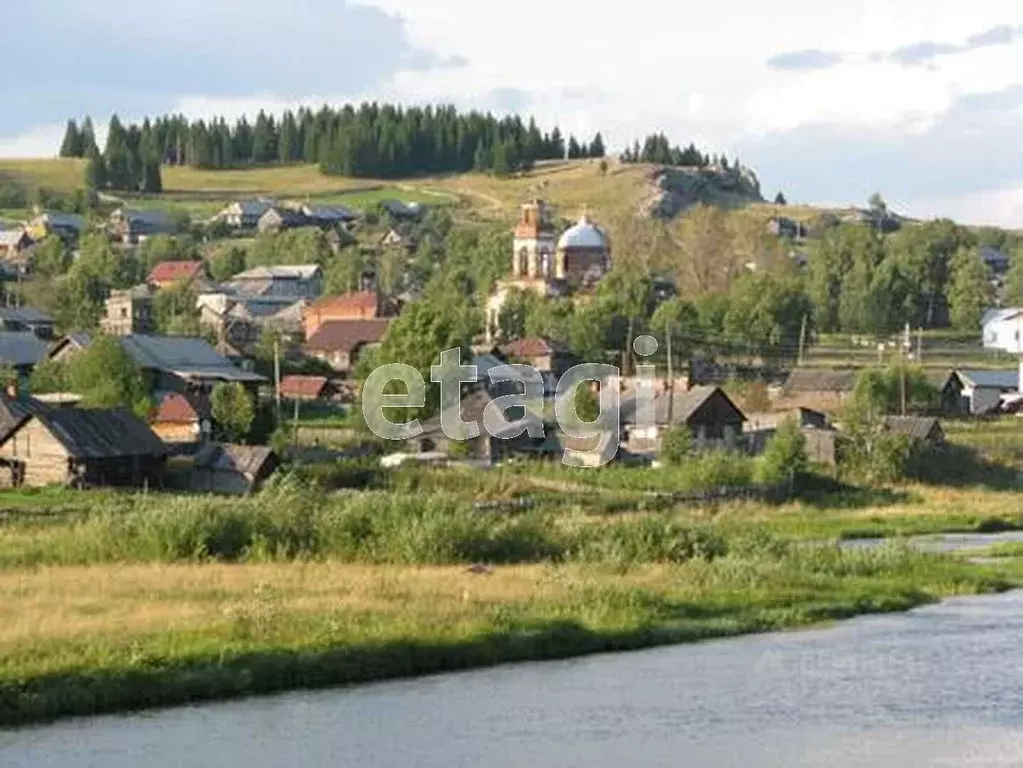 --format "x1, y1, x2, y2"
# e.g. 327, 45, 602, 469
60, 105, 607, 179
620, 133, 718, 168
62, 117, 162, 194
